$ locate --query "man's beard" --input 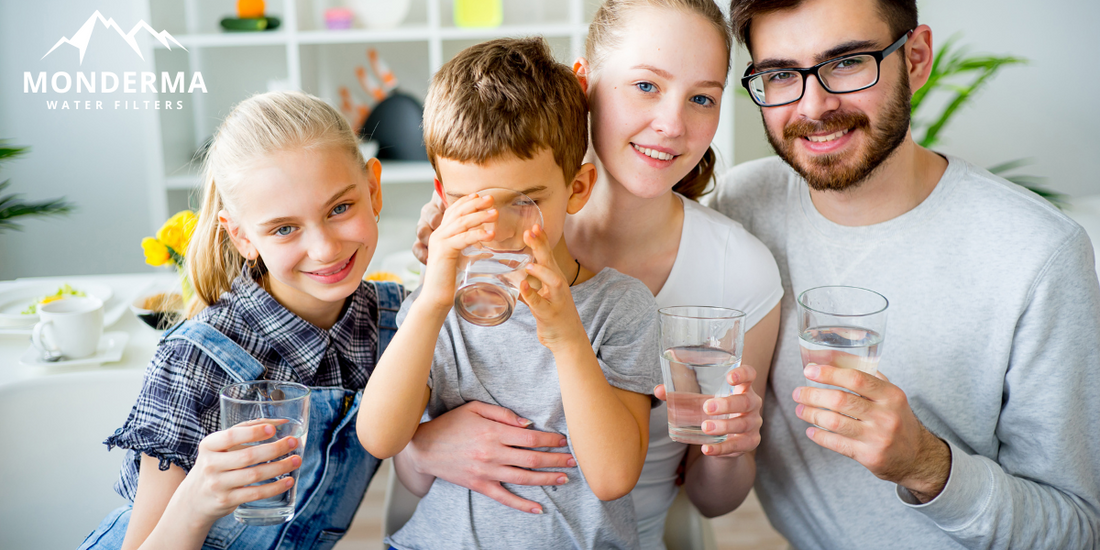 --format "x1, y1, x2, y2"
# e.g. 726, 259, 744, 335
764, 65, 912, 192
